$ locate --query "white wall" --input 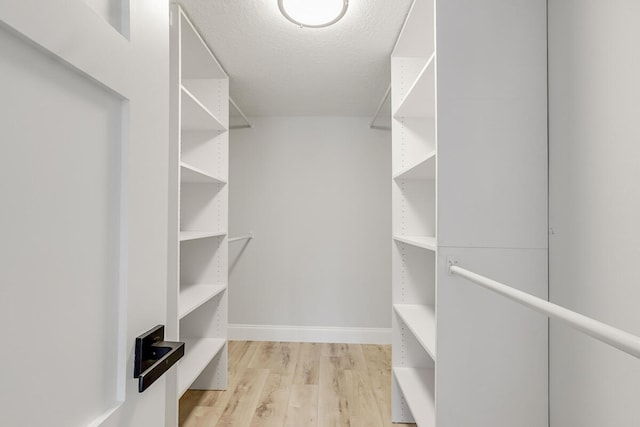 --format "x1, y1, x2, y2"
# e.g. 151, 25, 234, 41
228, 117, 391, 343
549, 1, 640, 425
